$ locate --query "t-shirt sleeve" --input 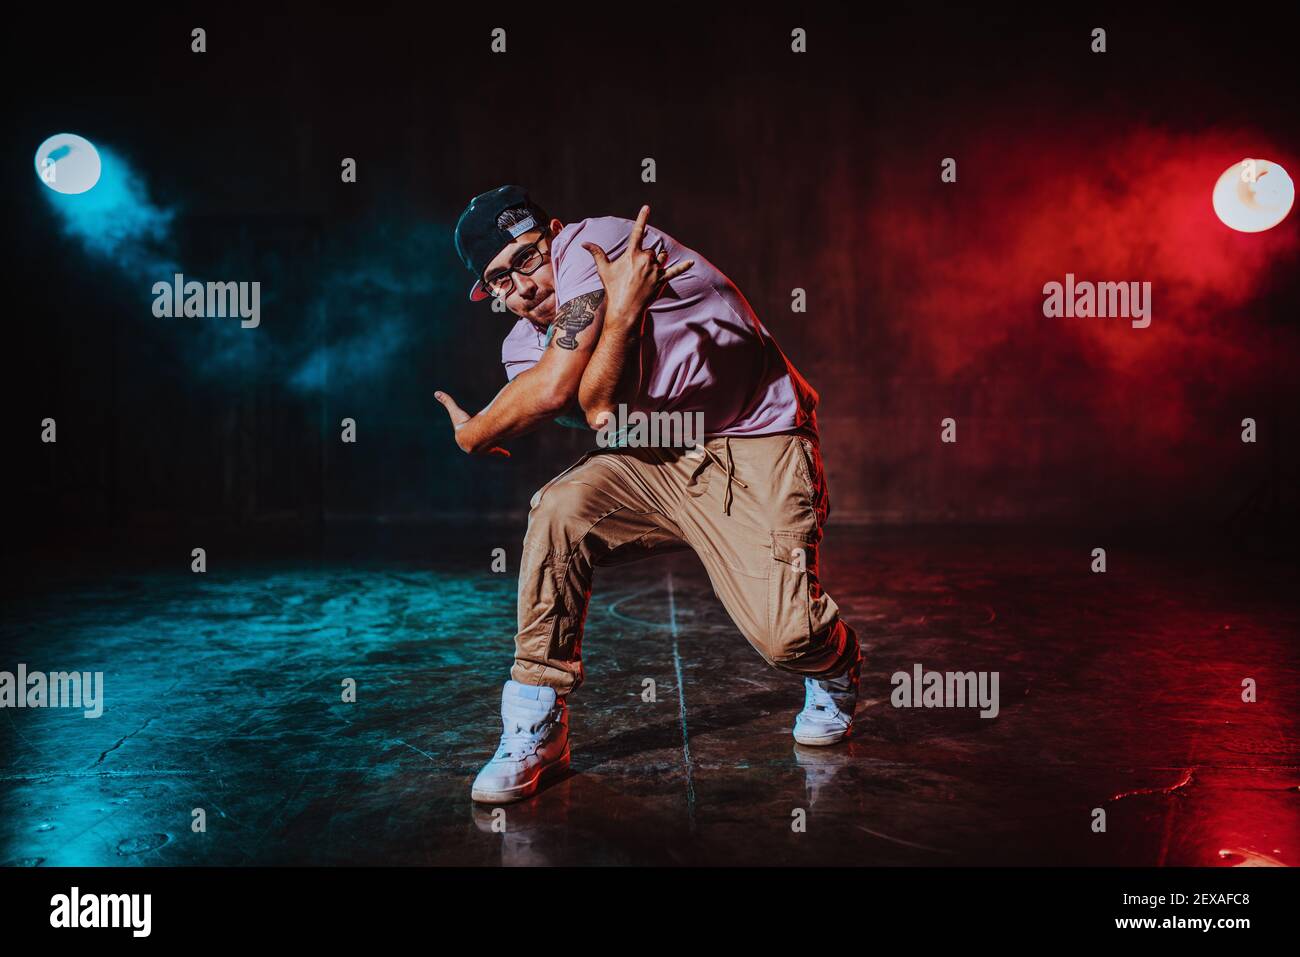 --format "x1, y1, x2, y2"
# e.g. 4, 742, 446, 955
501, 321, 548, 381
554, 218, 639, 308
